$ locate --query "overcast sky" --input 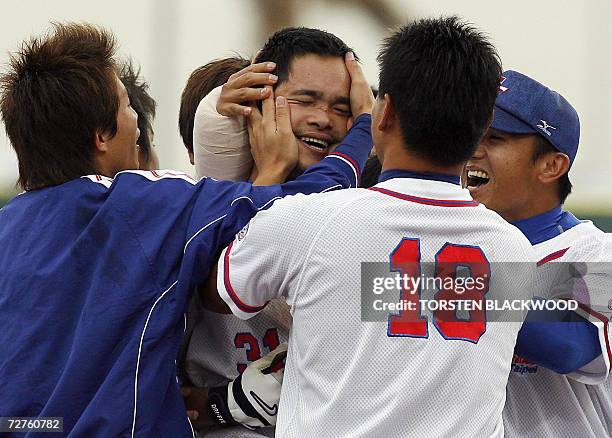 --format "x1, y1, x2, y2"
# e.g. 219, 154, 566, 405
0, 0, 610, 212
